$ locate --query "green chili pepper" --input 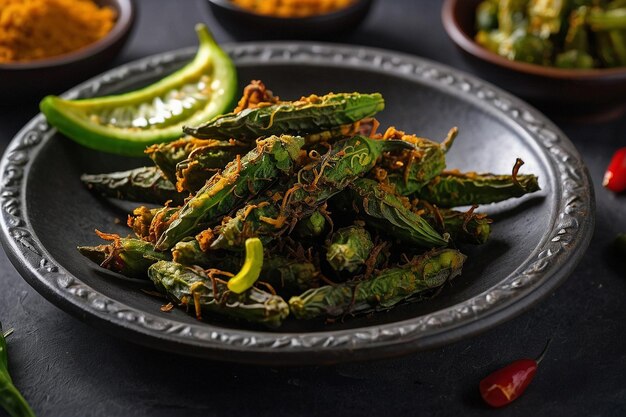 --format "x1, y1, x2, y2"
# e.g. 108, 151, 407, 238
40, 24, 237, 157
0, 323, 36, 417
227, 238, 264, 294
